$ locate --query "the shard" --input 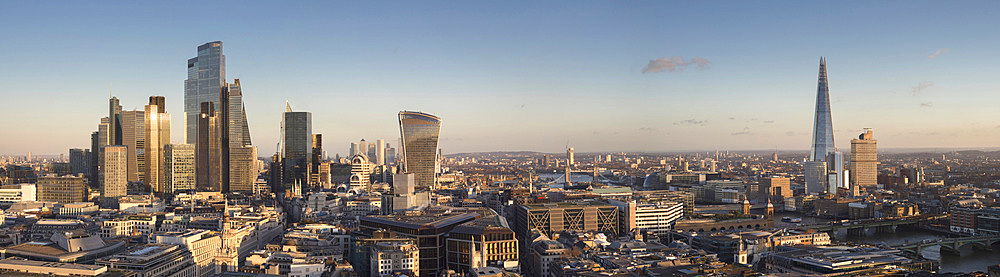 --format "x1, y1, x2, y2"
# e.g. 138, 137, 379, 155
809, 57, 835, 162
805, 57, 840, 194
